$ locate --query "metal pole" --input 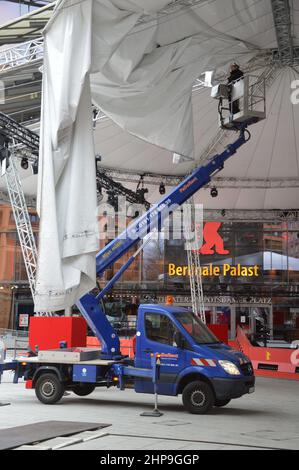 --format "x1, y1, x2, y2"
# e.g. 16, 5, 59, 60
140, 354, 163, 417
